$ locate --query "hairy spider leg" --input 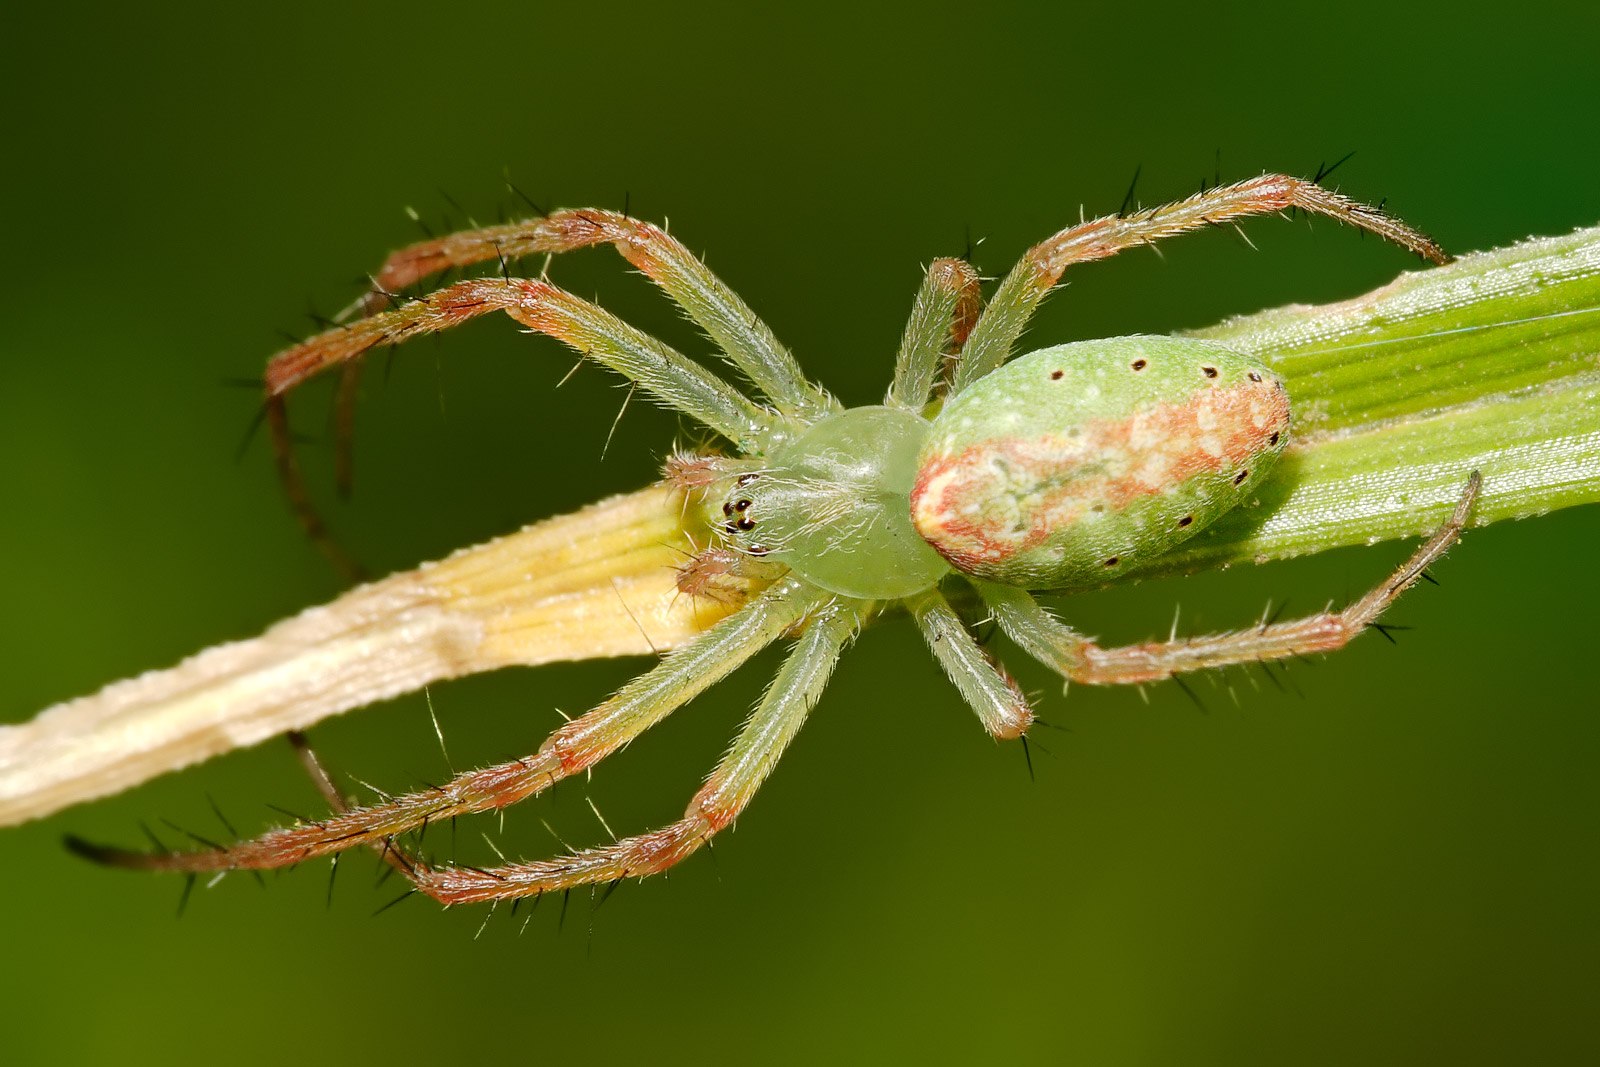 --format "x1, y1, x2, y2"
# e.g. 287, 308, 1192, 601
269, 207, 835, 572
952, 174, 1452, 392
264, 274, 785, 573
66, 579, 825, 875
266, 276, 774, 448
331, 362, 362, 499
263, 395, 367, 579
889, 256, 983, 411
405, 599, 857, 904
339, 208, 833, 419
910, 588, 1033, 741
975, 472, 1480, 686
283, 730, 418, 882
